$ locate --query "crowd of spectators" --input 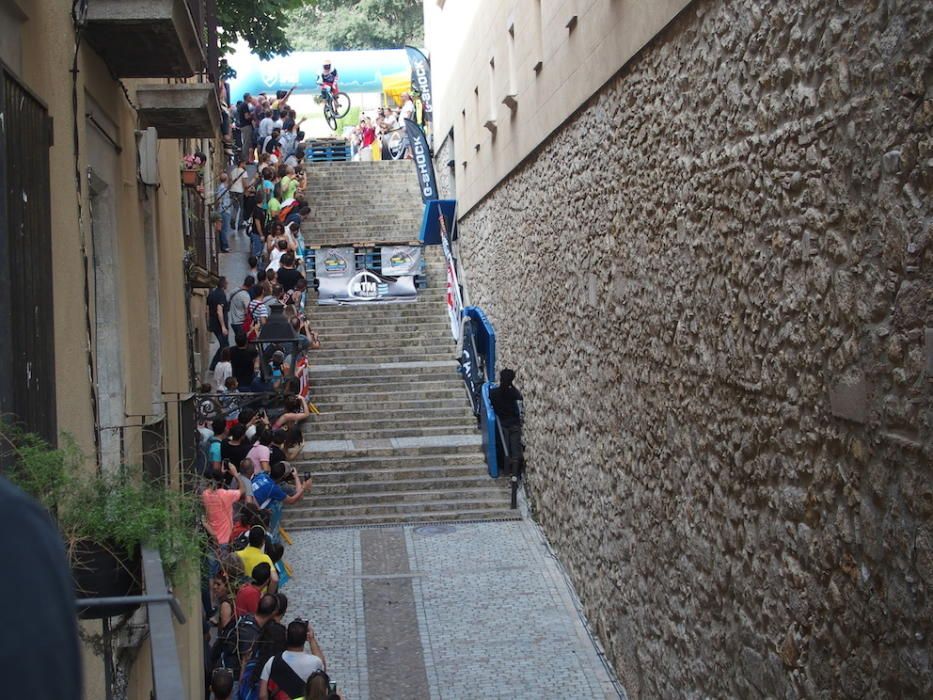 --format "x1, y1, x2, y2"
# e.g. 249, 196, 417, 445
348, 93, 418, 161
201, 84, 342, 700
